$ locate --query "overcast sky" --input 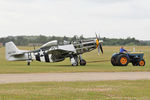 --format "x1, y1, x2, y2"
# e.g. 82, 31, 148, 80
0, 0, 150, 40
